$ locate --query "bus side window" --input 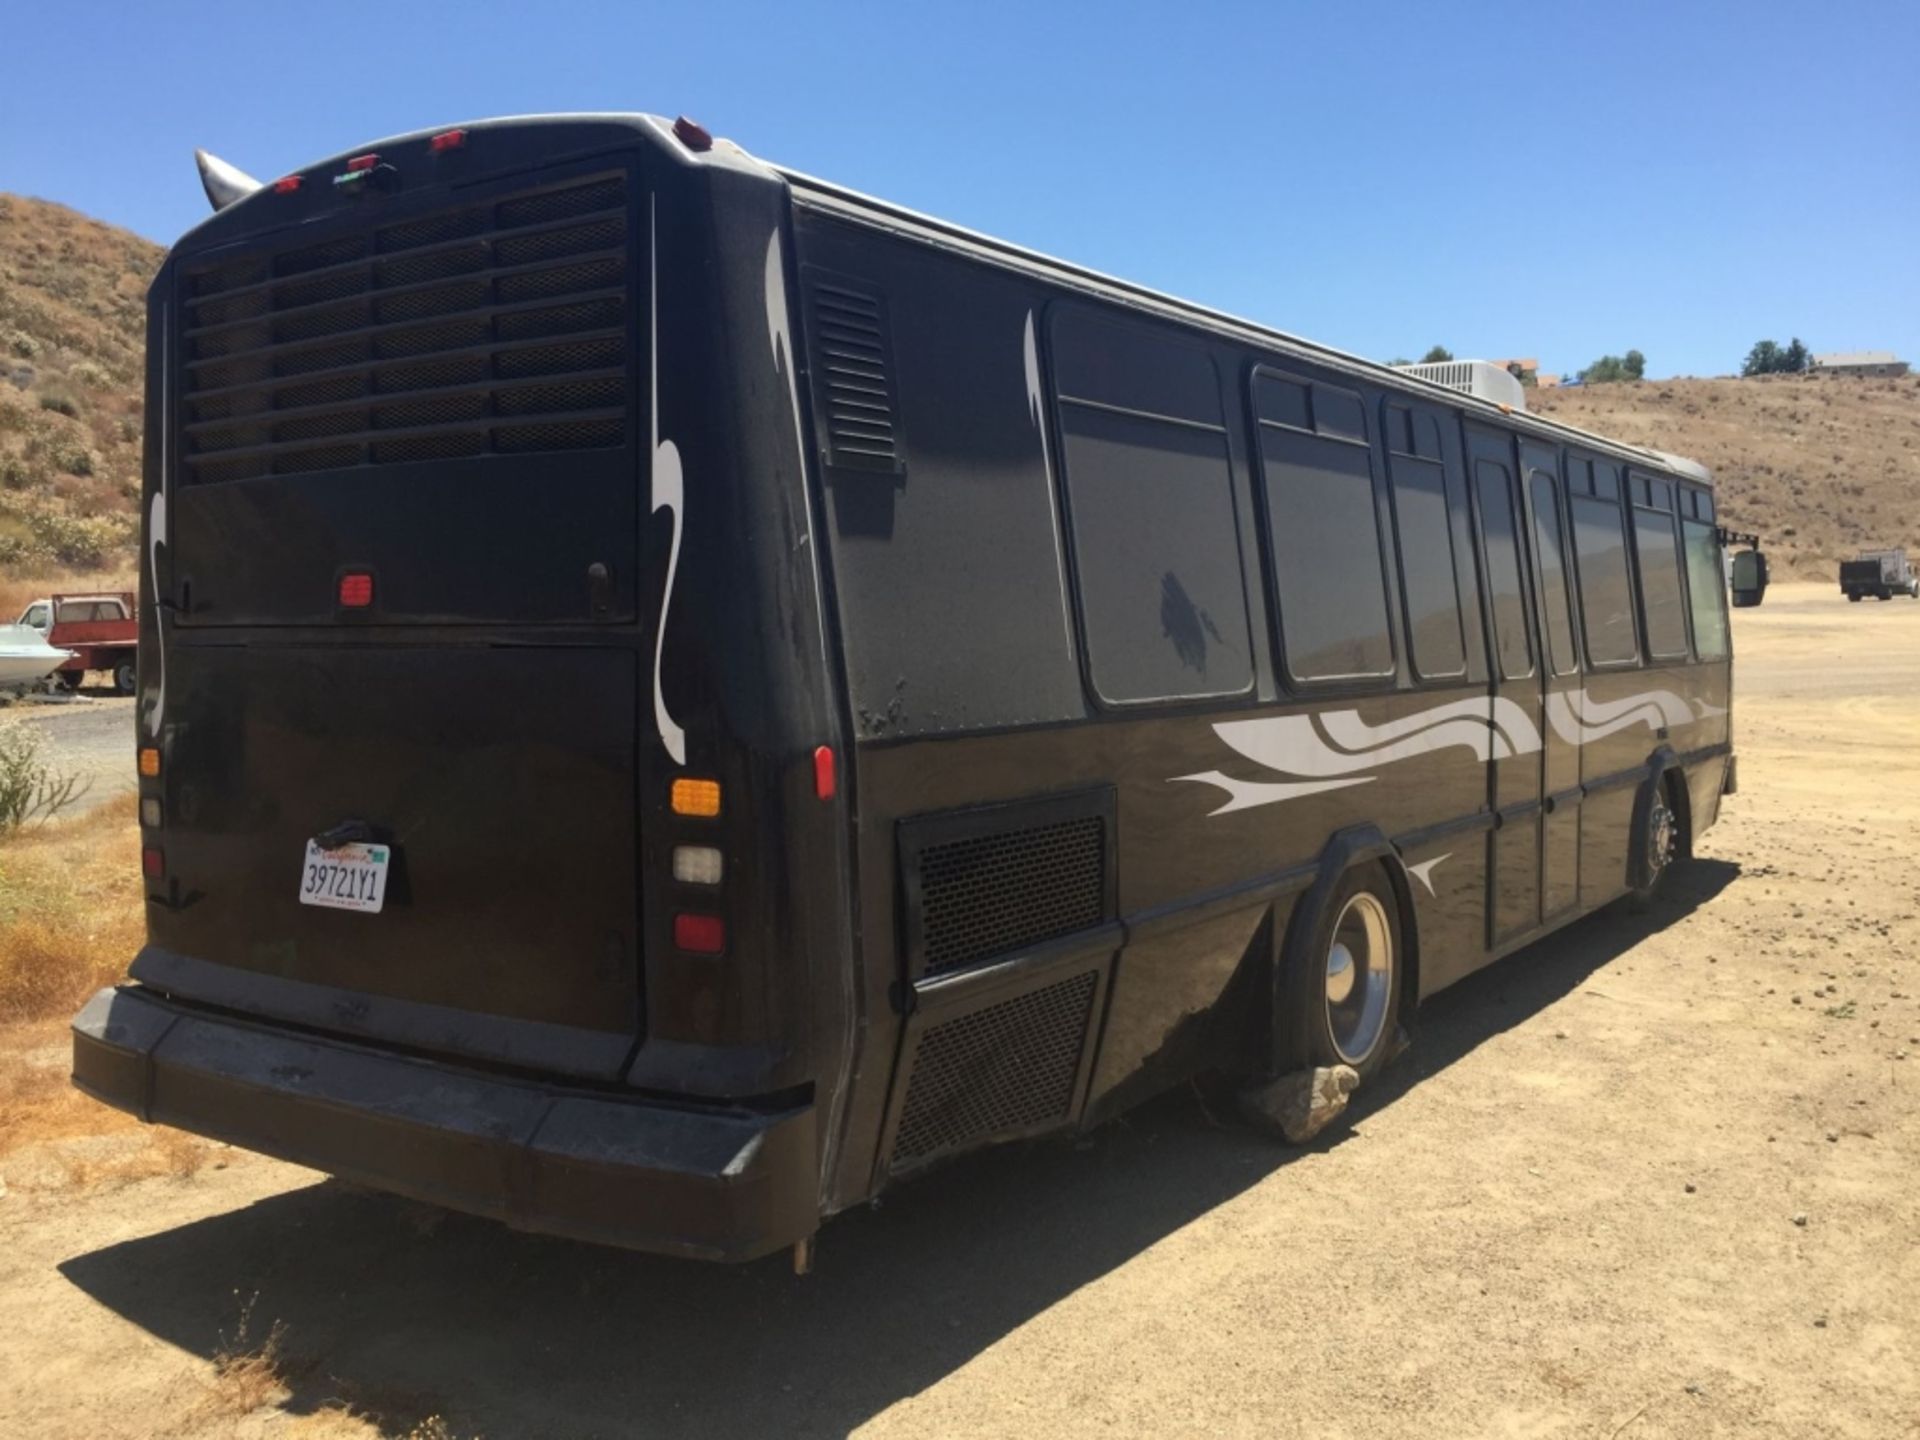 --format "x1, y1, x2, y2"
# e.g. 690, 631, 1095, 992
1385, 406, 1468, 683
1255, 371, 1395, 686
1679, 490, 1729, 660
1629, 476, 1689, 661
1566, 456, 1640, 668
1528, 470, 1579, 677
1473, 459, 1533, 681
1053, 310, 1254, 706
